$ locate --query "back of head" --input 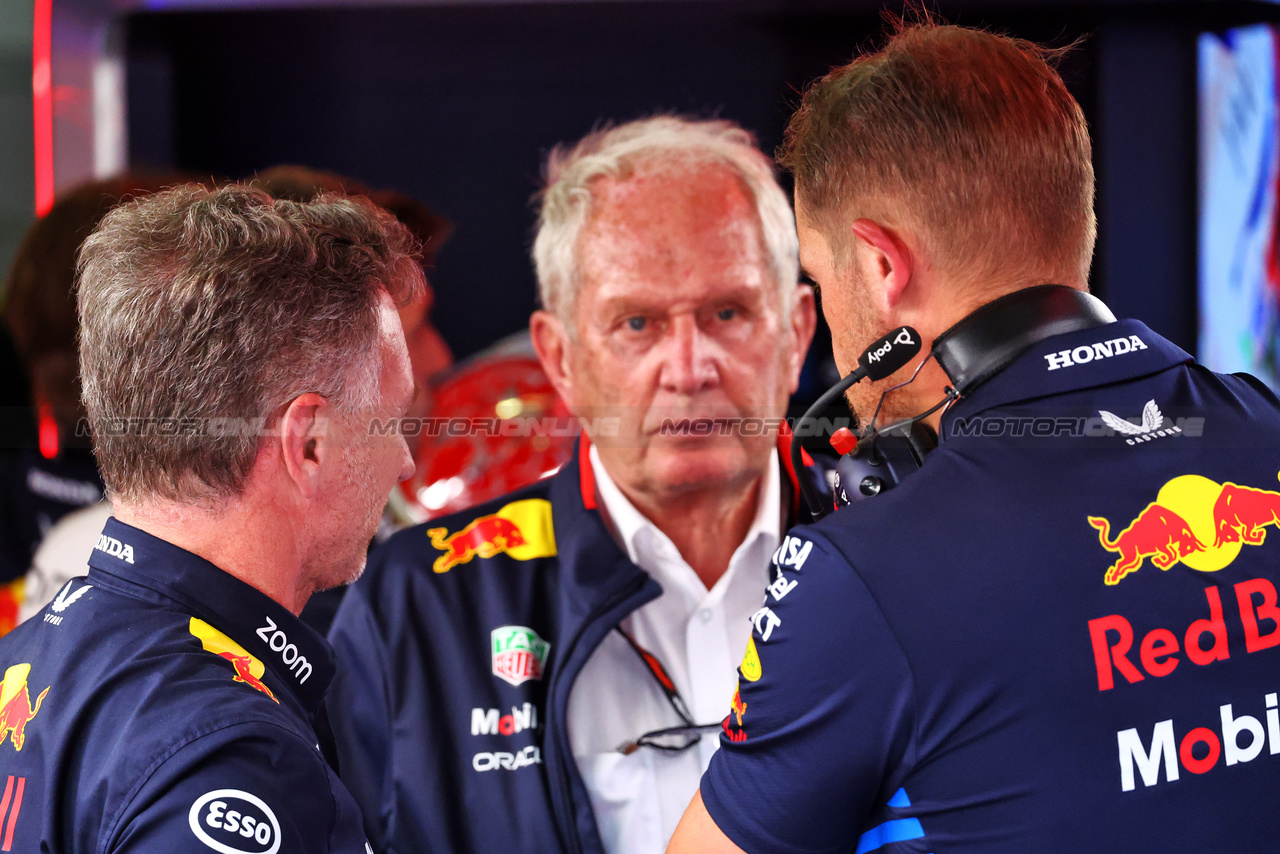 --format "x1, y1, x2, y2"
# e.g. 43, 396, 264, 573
781, 21, 1096, 291
251, 165, 452, 269
532, 115, 799, 324
76, 183, 425, 507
